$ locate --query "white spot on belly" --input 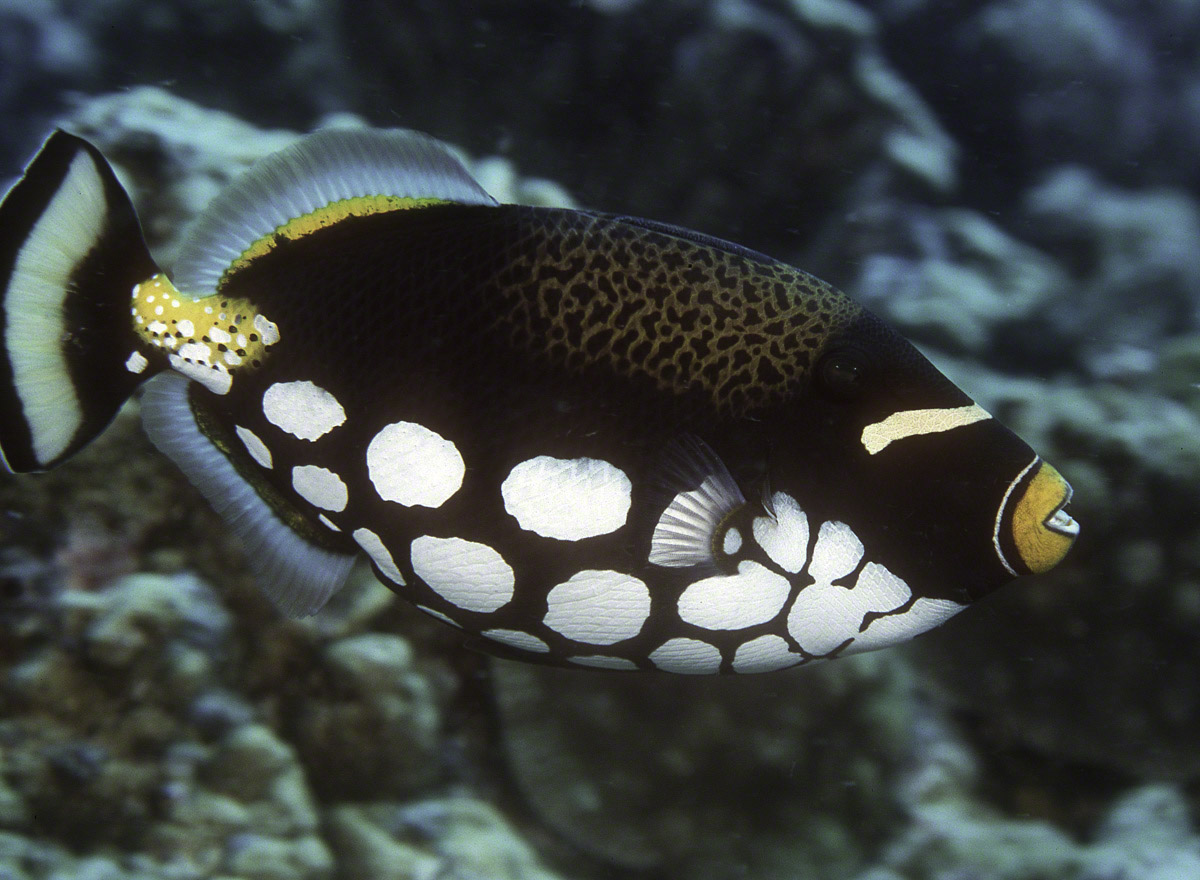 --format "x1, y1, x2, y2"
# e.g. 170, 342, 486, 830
262, 380, 346, 441
501, 456, 631, 540
410, 536, 513, 613
417, 605, 460, 627
482, 629, 551, 654
353, 527, 406, 586
806, 520, 863, 582
649, 637, 722, 674
677, 561, 790, 630
291, 464, 348, 512
787, 560, 912, 656
235, 425, 272, 469
752, 492, 809, 573
733, 634, 803, 673
124, 351, 148, 374
367, 421, 464, 508
860, 403, 991, 455
543, 569, 650, 645
845, 597, 965, 655
568, 655, 637, 670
